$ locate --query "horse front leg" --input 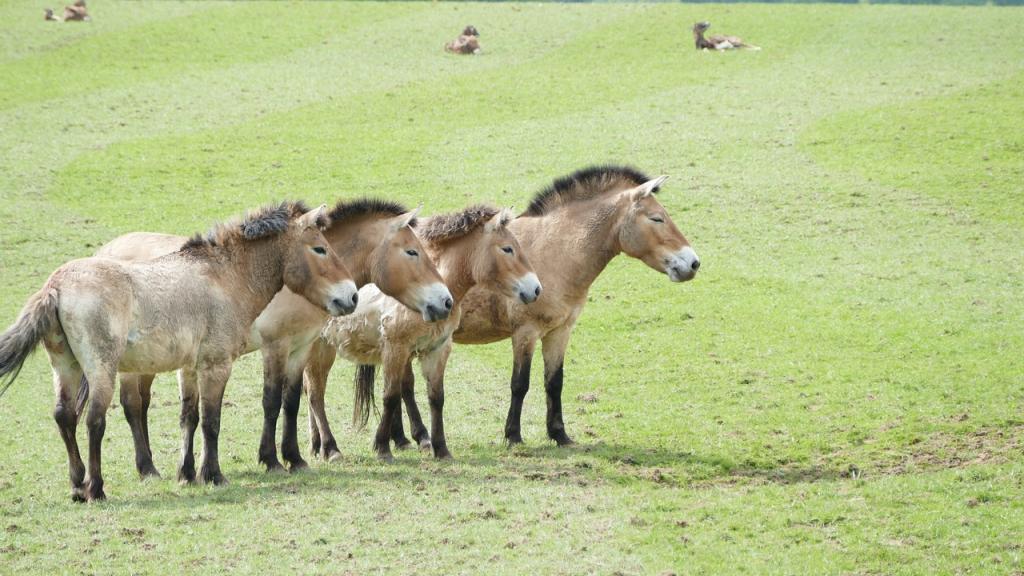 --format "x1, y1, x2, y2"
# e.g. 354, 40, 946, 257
305, 338, 340, 461
120, 373, 160, 478
198, 363, 231, 485
421, 343, 452, 459
280, 346, 314, 472
504, 333, 537, 445
177, 368, 200, 484
257, 344, 287, 472
542, 326, 574, 446
374, 348, 409, 462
